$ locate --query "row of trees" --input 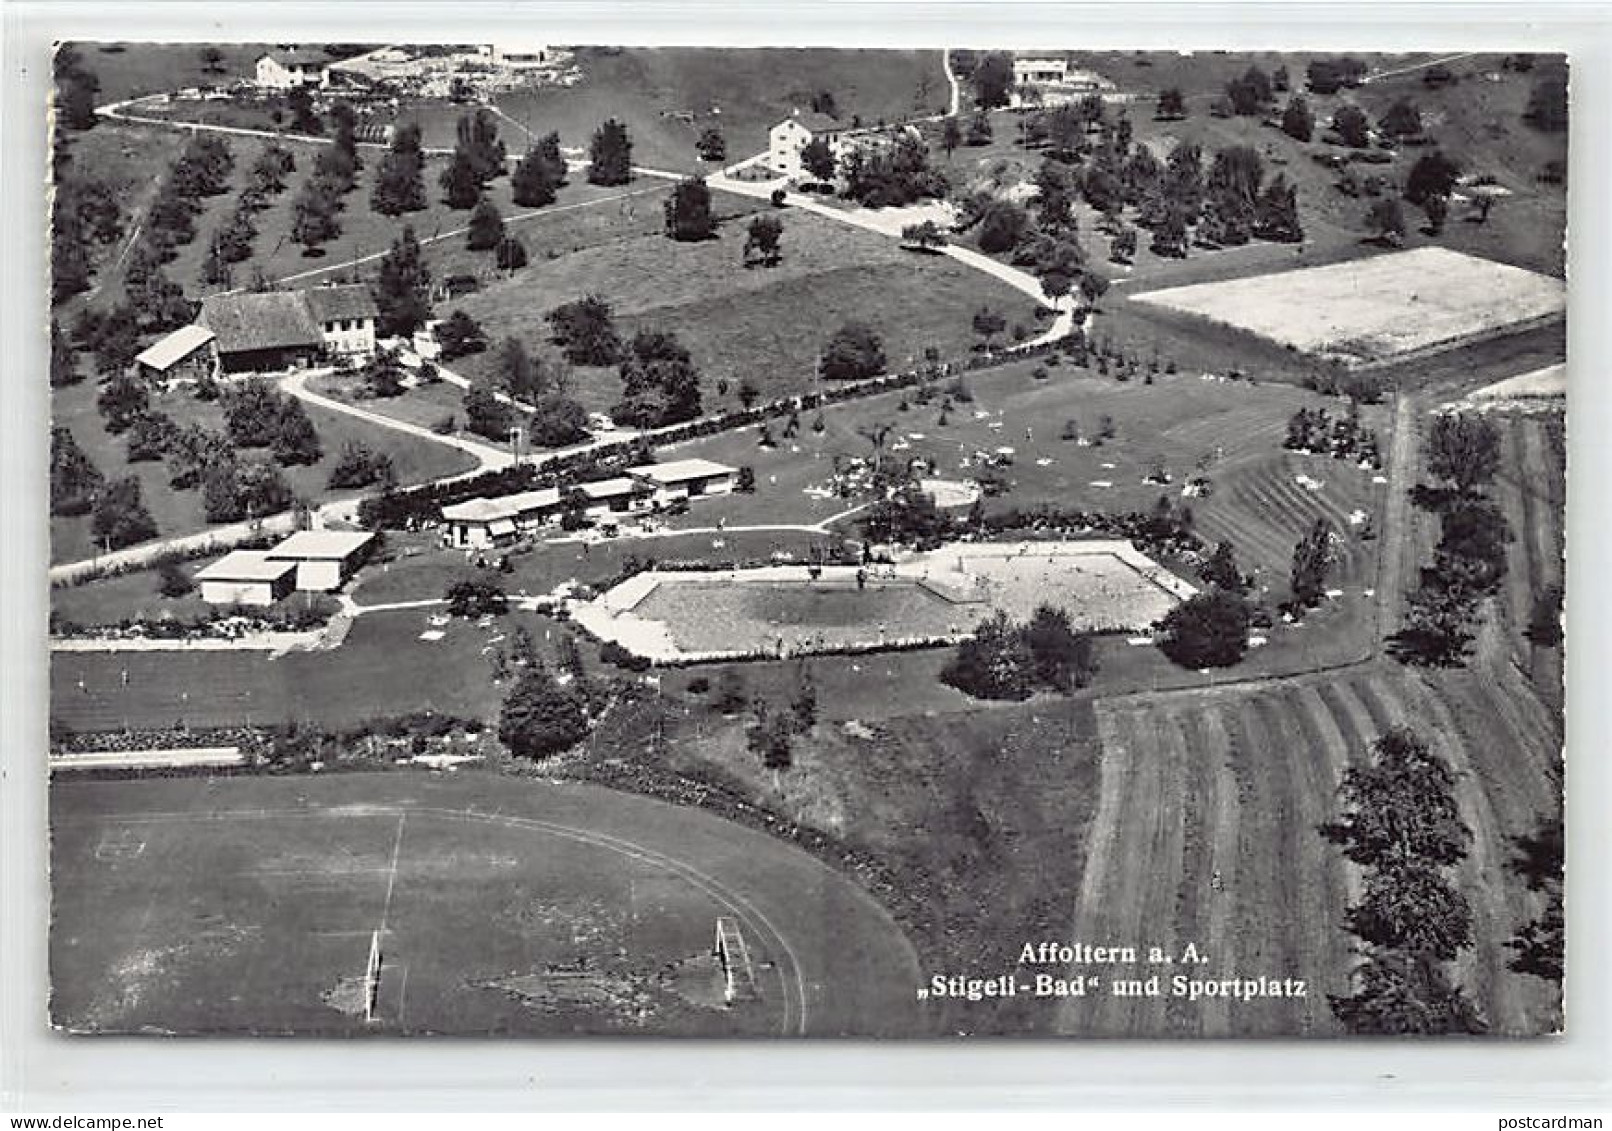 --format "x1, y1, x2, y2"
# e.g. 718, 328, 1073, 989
1323, 727, 1486, 1033
289, 102, 363, 255
1390, 413, 1512, 666
202, 144, 296, 288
